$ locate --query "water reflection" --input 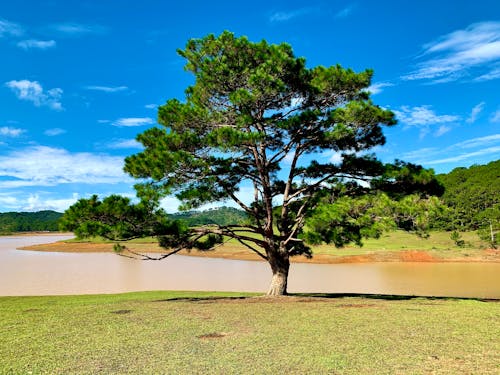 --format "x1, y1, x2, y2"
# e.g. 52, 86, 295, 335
1, 235, 499, 298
